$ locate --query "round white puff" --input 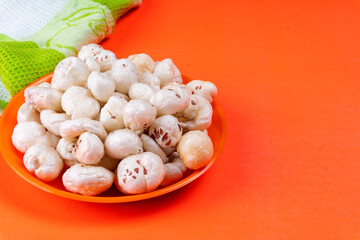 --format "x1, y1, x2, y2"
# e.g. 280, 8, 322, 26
102, 70, 112, 78
56, 138, 79, 167
104, 129, 143, 159
95, 112, 101, 121
17, 103, 40, 123
150, 83, 190, 116
51, 57, 89, 91
96, 154, 120, 172
153, 58, 182, 88
138, 72, 161, 91
186, 80, 217, 103
59, 118, 107, 141
24, 85, 63, 112
128, 83, 155, 101
24, 144, 63, 182
63, 164, 114, 196
75, 132, 104, 165
40, 110, 71, 136
177, 130, 213, 170
61, 86, 100, 119
160, 152, 187, 187
93, 50, 117, 72
161, 146, 177, 157
134, 129, 144, 136
112, 58, 138, 75
100, 95, 127, 132
78, 44, 117, 72
123, 99, 157, 131
148, 115, 182, 148
38, 82, 51, 88
140, 134, 167, 163
87, 71, 115, 102
110, 68, 137, 95
176, 94, 213, 131
112, 92, 130, 102
12, 121, 46, 153
83, 57, 100, 72
77, 44, 104, 61
128, 53, 155, 73
36, 131, 60, 149
115, 152, 165, 194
